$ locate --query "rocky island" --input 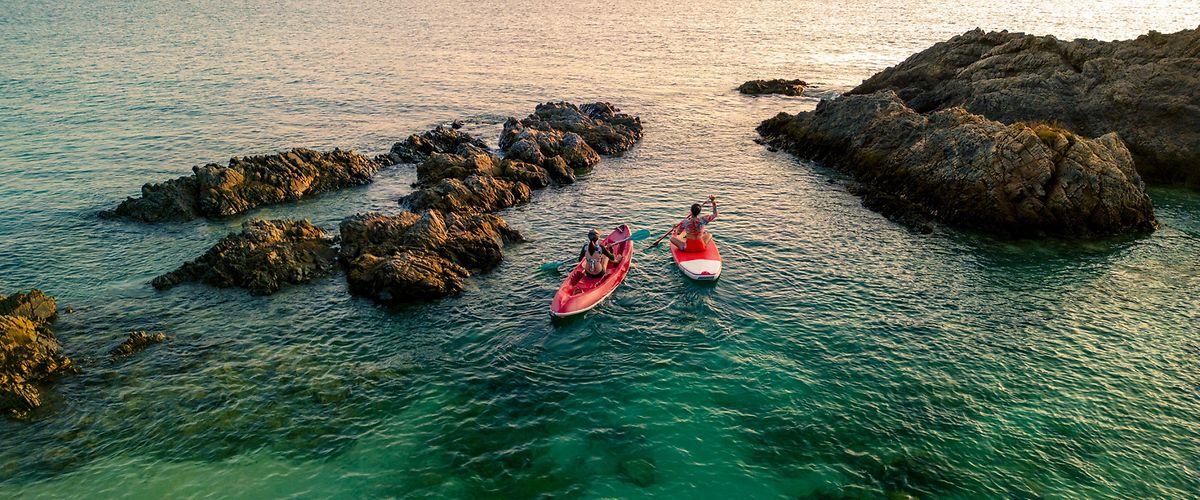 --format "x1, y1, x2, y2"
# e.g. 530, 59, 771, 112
849, 27, 1200, 188
758, 91, 1157, 237
102, 148, 381, 222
